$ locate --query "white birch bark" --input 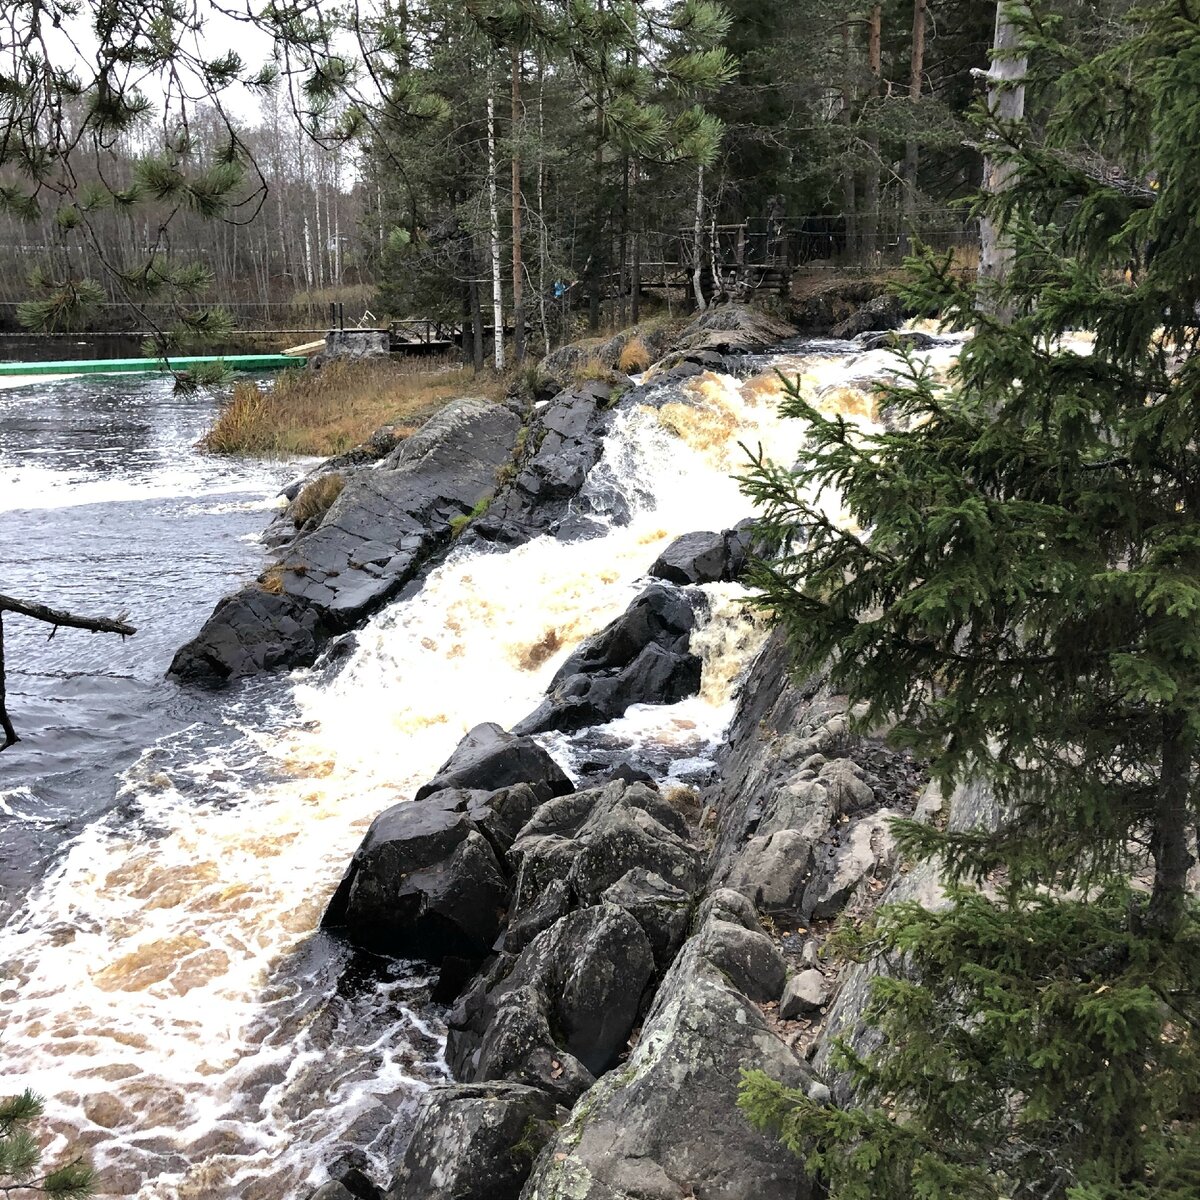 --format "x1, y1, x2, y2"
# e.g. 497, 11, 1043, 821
487, 79, 506, 371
